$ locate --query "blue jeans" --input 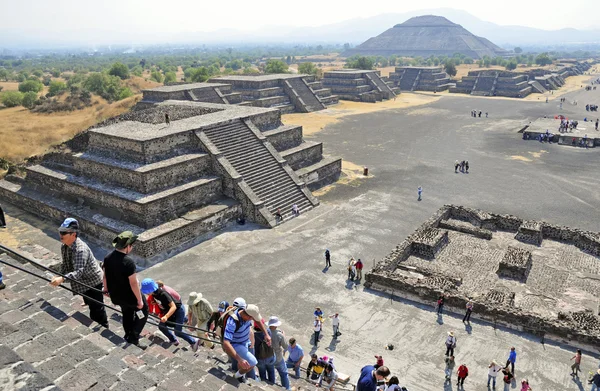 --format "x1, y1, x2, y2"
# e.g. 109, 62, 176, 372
257, 354, 276, 383
231, 346, 257, 379
487, 375, 496, 387
276, 359, 291, 390
591, 384, 599, 391
158, 305, 196, 345
286, 358, 301, 378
